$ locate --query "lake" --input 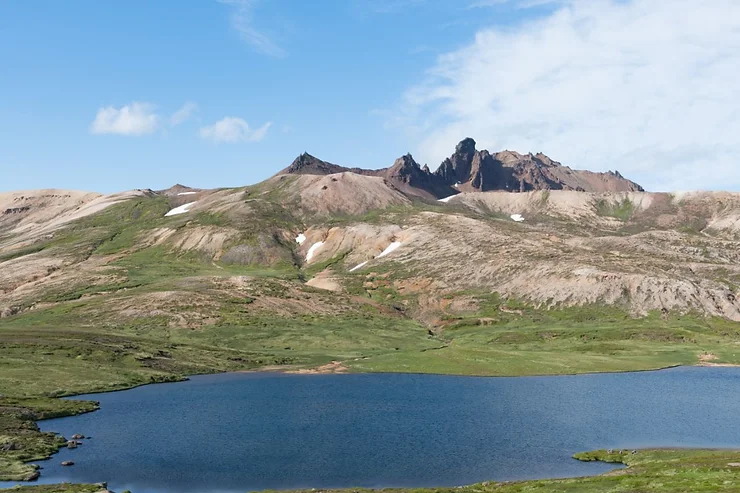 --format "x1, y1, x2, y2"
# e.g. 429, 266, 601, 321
4, 367, 740, 492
